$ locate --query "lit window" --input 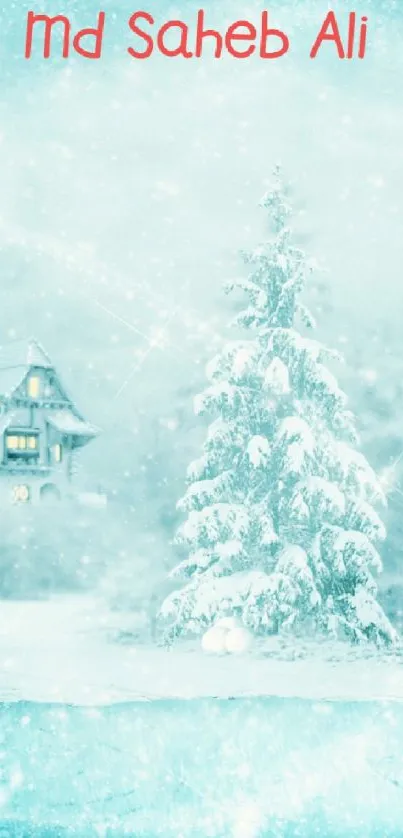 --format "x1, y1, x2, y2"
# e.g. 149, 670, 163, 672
53, 443, 62, 463
12, 485, 30, 503
28, 376, 40, 399
6, 434, 38, 452
6, 435, 19, 450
